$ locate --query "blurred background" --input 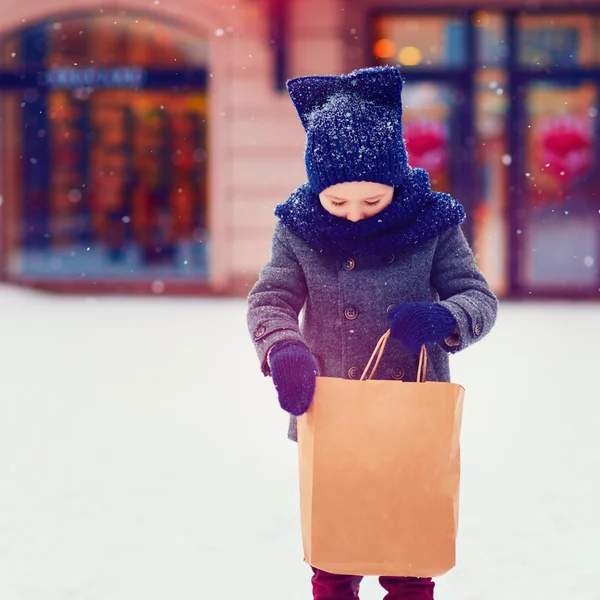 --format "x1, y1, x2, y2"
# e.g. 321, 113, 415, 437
0, 0, 598, 299
0, 2, 599, 600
